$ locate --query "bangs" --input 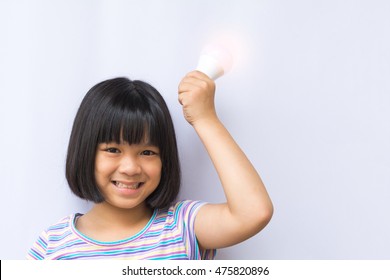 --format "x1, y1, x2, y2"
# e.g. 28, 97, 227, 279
96, 87, 160, 146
